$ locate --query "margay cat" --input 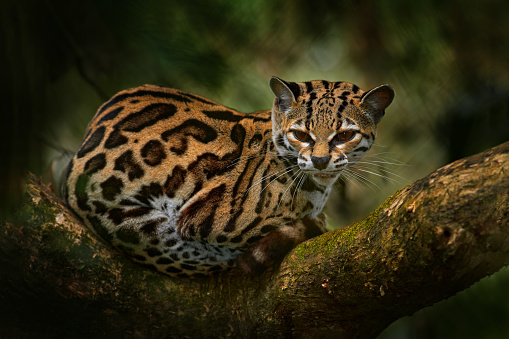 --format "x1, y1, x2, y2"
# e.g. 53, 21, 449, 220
63, 77, 394, 277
